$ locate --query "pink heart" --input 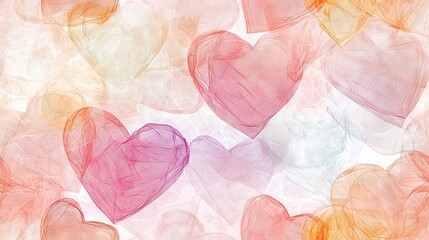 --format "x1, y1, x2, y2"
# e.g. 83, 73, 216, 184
323, 22, 429, 126
241, 195, 327, 240
41, 198, 119, 240
186, 136, 278, 224
188, 27, 324, 138
156, 209, 234, 240
63, 107, 190, 223
241, 0, 313, 33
